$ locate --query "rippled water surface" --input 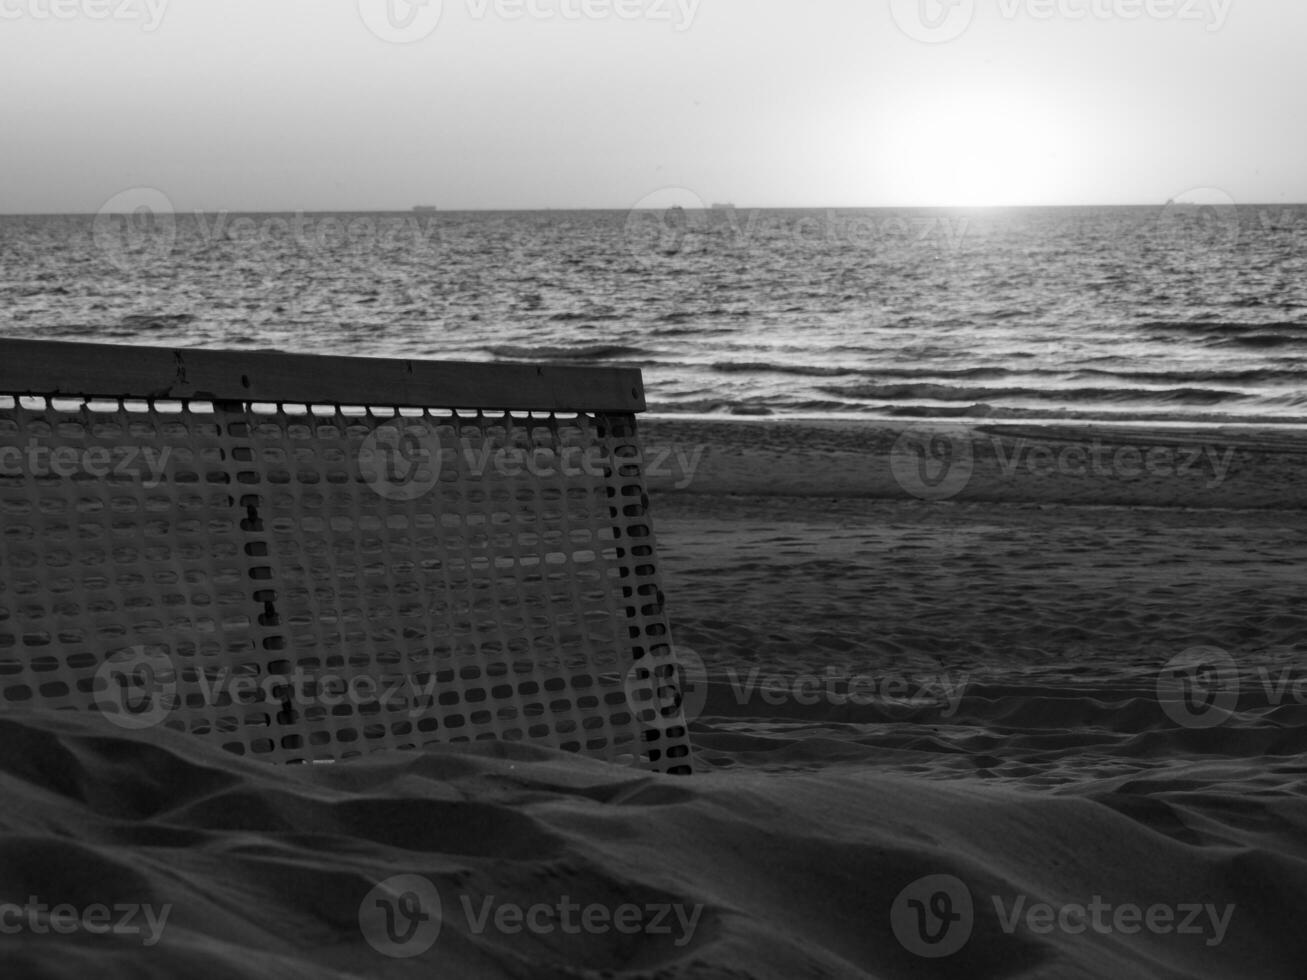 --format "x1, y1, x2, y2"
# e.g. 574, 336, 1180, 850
1, 206, 1305, 421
